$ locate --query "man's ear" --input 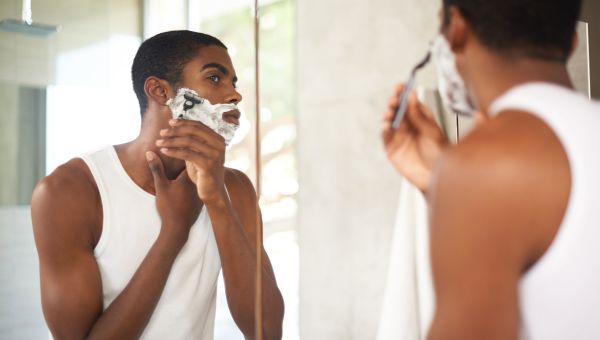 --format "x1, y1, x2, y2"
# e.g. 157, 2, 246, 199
144, 76, 173, 106
444, 6, 469, 54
